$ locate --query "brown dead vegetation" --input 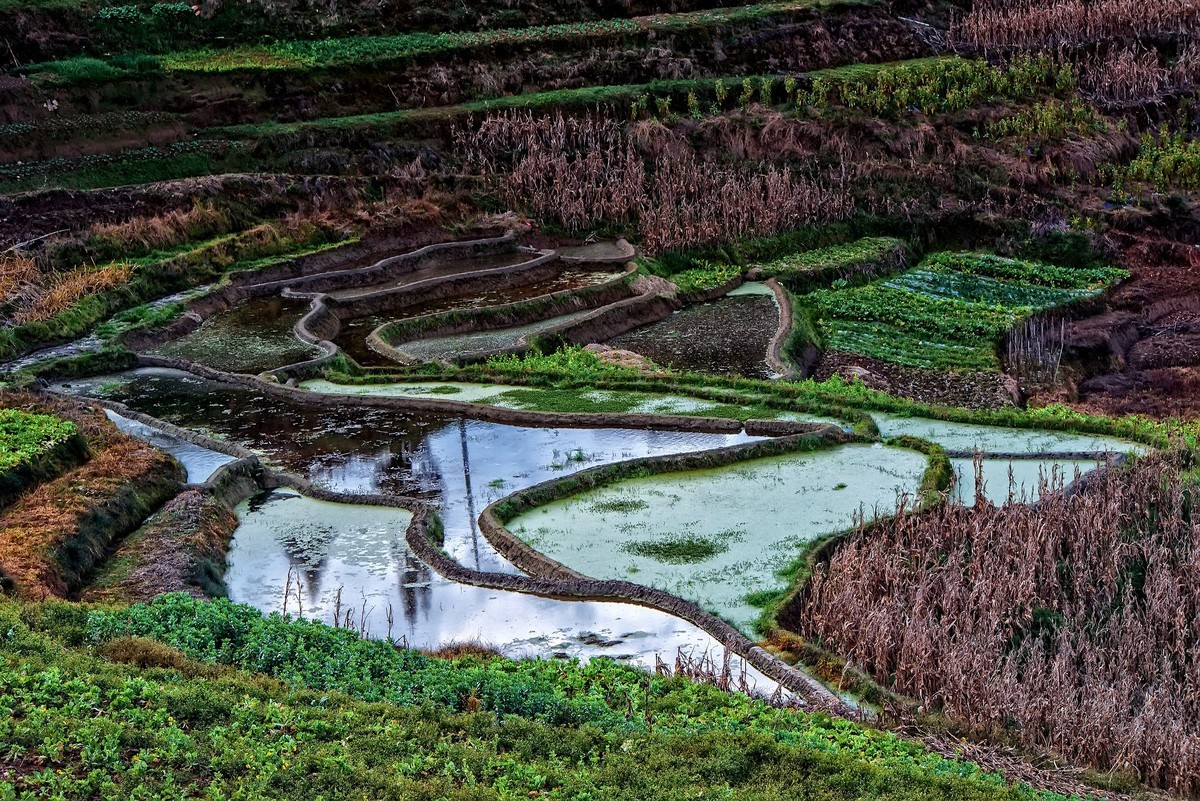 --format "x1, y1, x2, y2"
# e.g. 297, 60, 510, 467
952, 0, 1200, 50
789, 454, 1200, 796
86, 202, 230, 256
7, 262, 133, 326
81, 489, 238, 604
0, 398, 181, 600
457, 110, 851, 253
